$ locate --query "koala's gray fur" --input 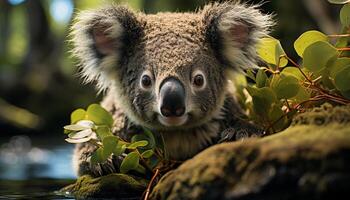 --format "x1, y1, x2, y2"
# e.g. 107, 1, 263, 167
70, 1, 273, 177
